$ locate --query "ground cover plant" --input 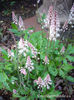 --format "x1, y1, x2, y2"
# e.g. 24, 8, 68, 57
0, 3, 74, 100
